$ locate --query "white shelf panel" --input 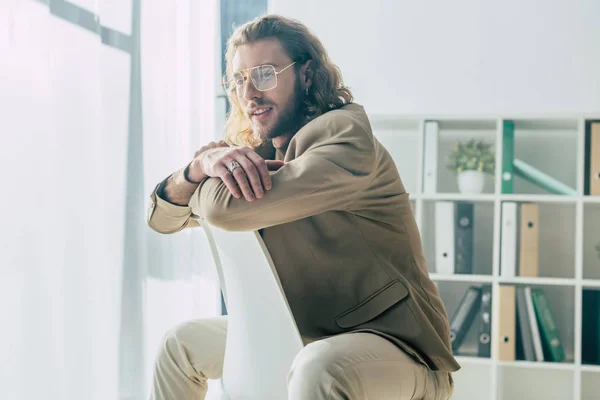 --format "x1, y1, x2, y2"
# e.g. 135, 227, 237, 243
429, 273, 494, 283
582, 279, 600, 288
455, 355, 493, 365
420, 193, 496, 202
417, 193, 585, 203
497, 276, 576, 286
433, 276, 581, 286
500, 194, 579, 203
498, 360, 576, 371
580, 365, 600, 373
368, 113, 600, 121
